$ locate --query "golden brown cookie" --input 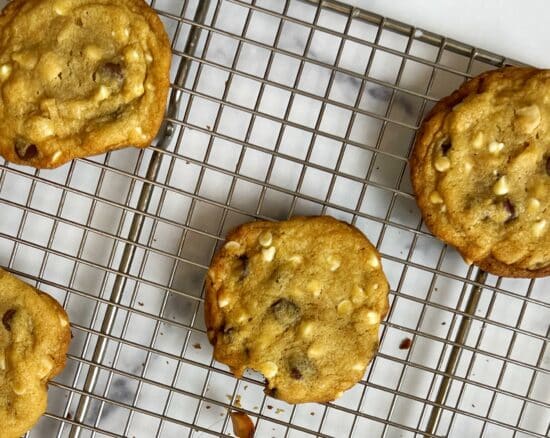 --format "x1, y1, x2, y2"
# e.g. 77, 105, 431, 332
0, 268, 71, 438
411, 67, 550, 278
205, 216, 389, 404
0, 0, 171, 168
